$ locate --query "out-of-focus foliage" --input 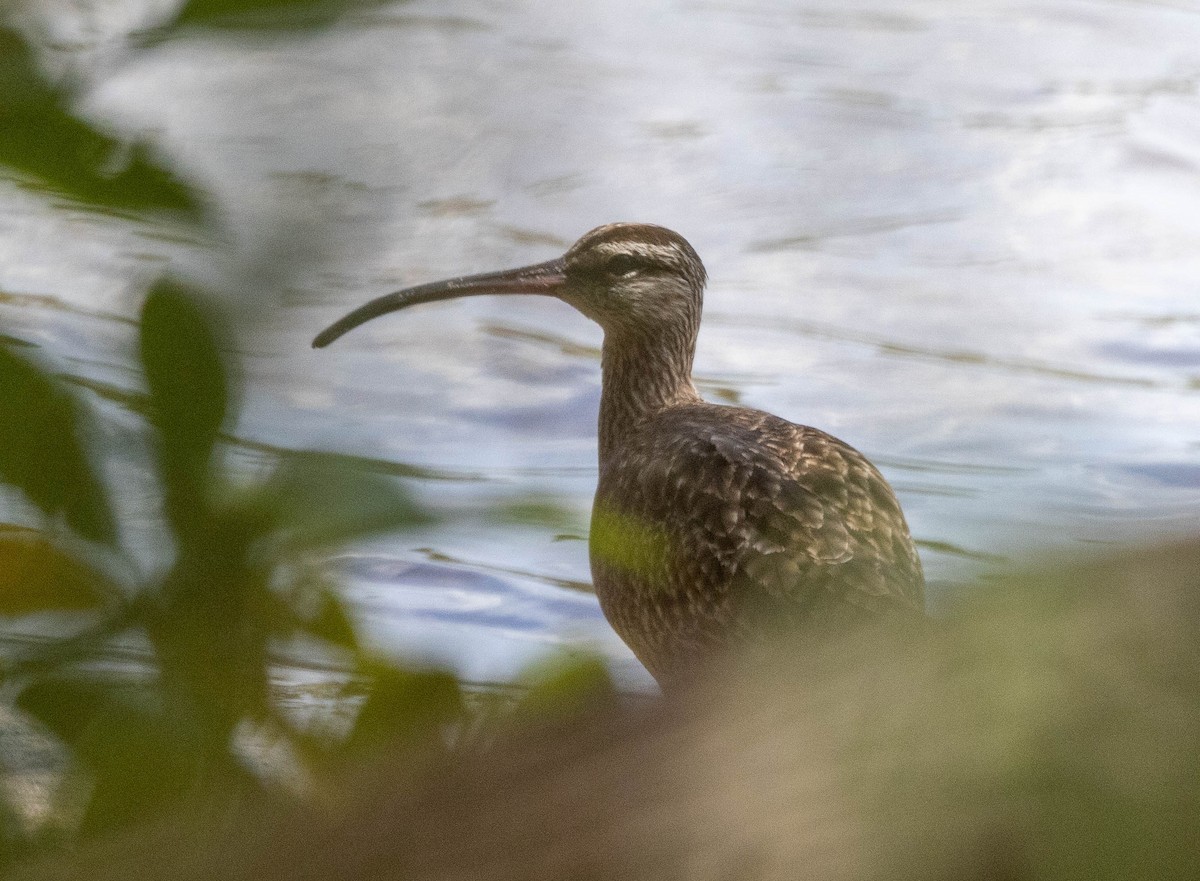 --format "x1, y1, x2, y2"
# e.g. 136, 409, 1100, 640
0, 526, 115, 615
140, 0, 403, 41
0, 8, 621, 870
139, 284, 231, 524
590, 505, 669, 580
0, 279, 444, 858
0, 26, 204, 220
13, 541, 1198, 881
341, 665, 464, 760
1, 0, 405, 215
0, 346, 116, 545
511, 653, 616, 722
0, 277, 613, 868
